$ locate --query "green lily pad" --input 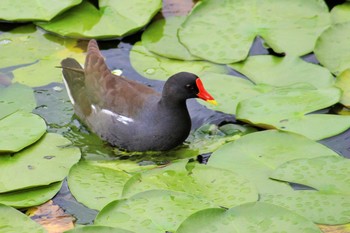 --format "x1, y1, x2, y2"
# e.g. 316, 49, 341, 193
335, 68, 350, 107
0, 24, 85, 87
0, 182, 62, 209
129, 41, 229, 81
261, 190, 350, 225
0, 133, 81, 193
271, 156, 350, 195
0, 0, 81, 22
236, 87, 348, 140
68, 161, 131, 211
331, 2, 350, 24
0, 111, 46, 153
207, 130, 338, 193
65, 226, 134, 233
178, 0, 330, 64
314, 21, 350, 75
0, 83, 36, 120
176, 202, 321, 233
122, 162, 258, 208
230, 55, 334, 88
36, 0, 162, 39
142, 16, 199, 60
0, 204, 46, 233
95, 190, 217, 233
